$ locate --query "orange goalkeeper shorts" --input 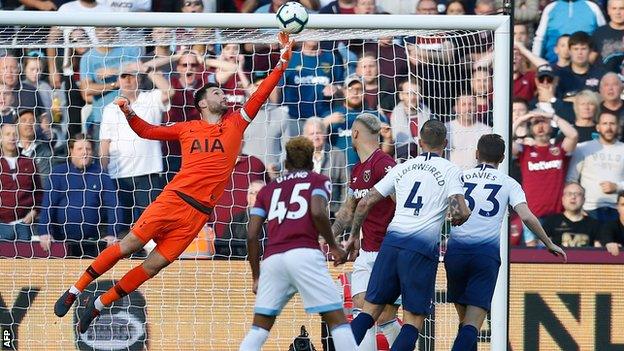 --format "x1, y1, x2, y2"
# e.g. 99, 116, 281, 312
132, 190, 210, 262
